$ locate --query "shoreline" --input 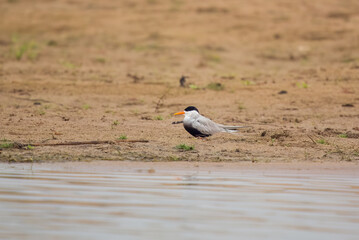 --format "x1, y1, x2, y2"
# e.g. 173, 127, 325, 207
2, 161, 358, 176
